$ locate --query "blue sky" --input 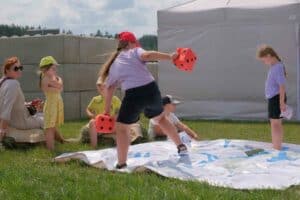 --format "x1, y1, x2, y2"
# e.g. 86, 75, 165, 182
0, 0, 187, 37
